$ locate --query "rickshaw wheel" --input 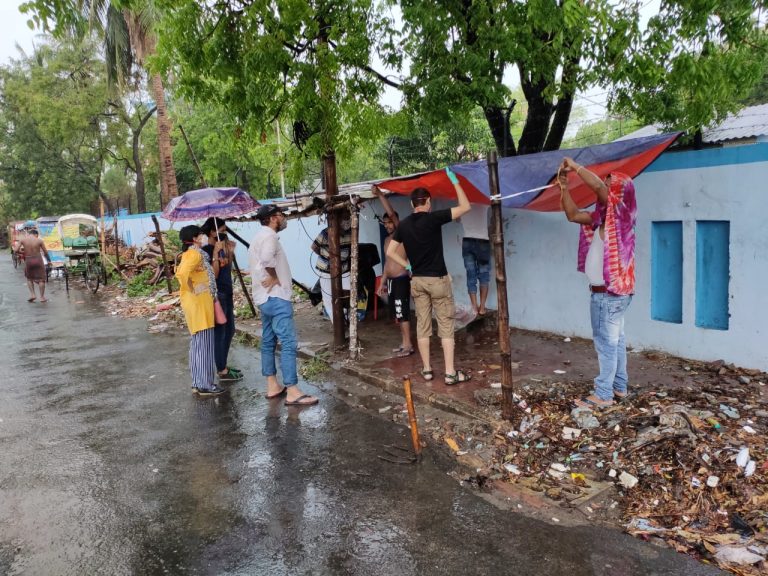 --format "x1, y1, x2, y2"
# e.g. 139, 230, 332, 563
84, 256, 101, 293
12, 251, 18, 269
64, 267, 70, 291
